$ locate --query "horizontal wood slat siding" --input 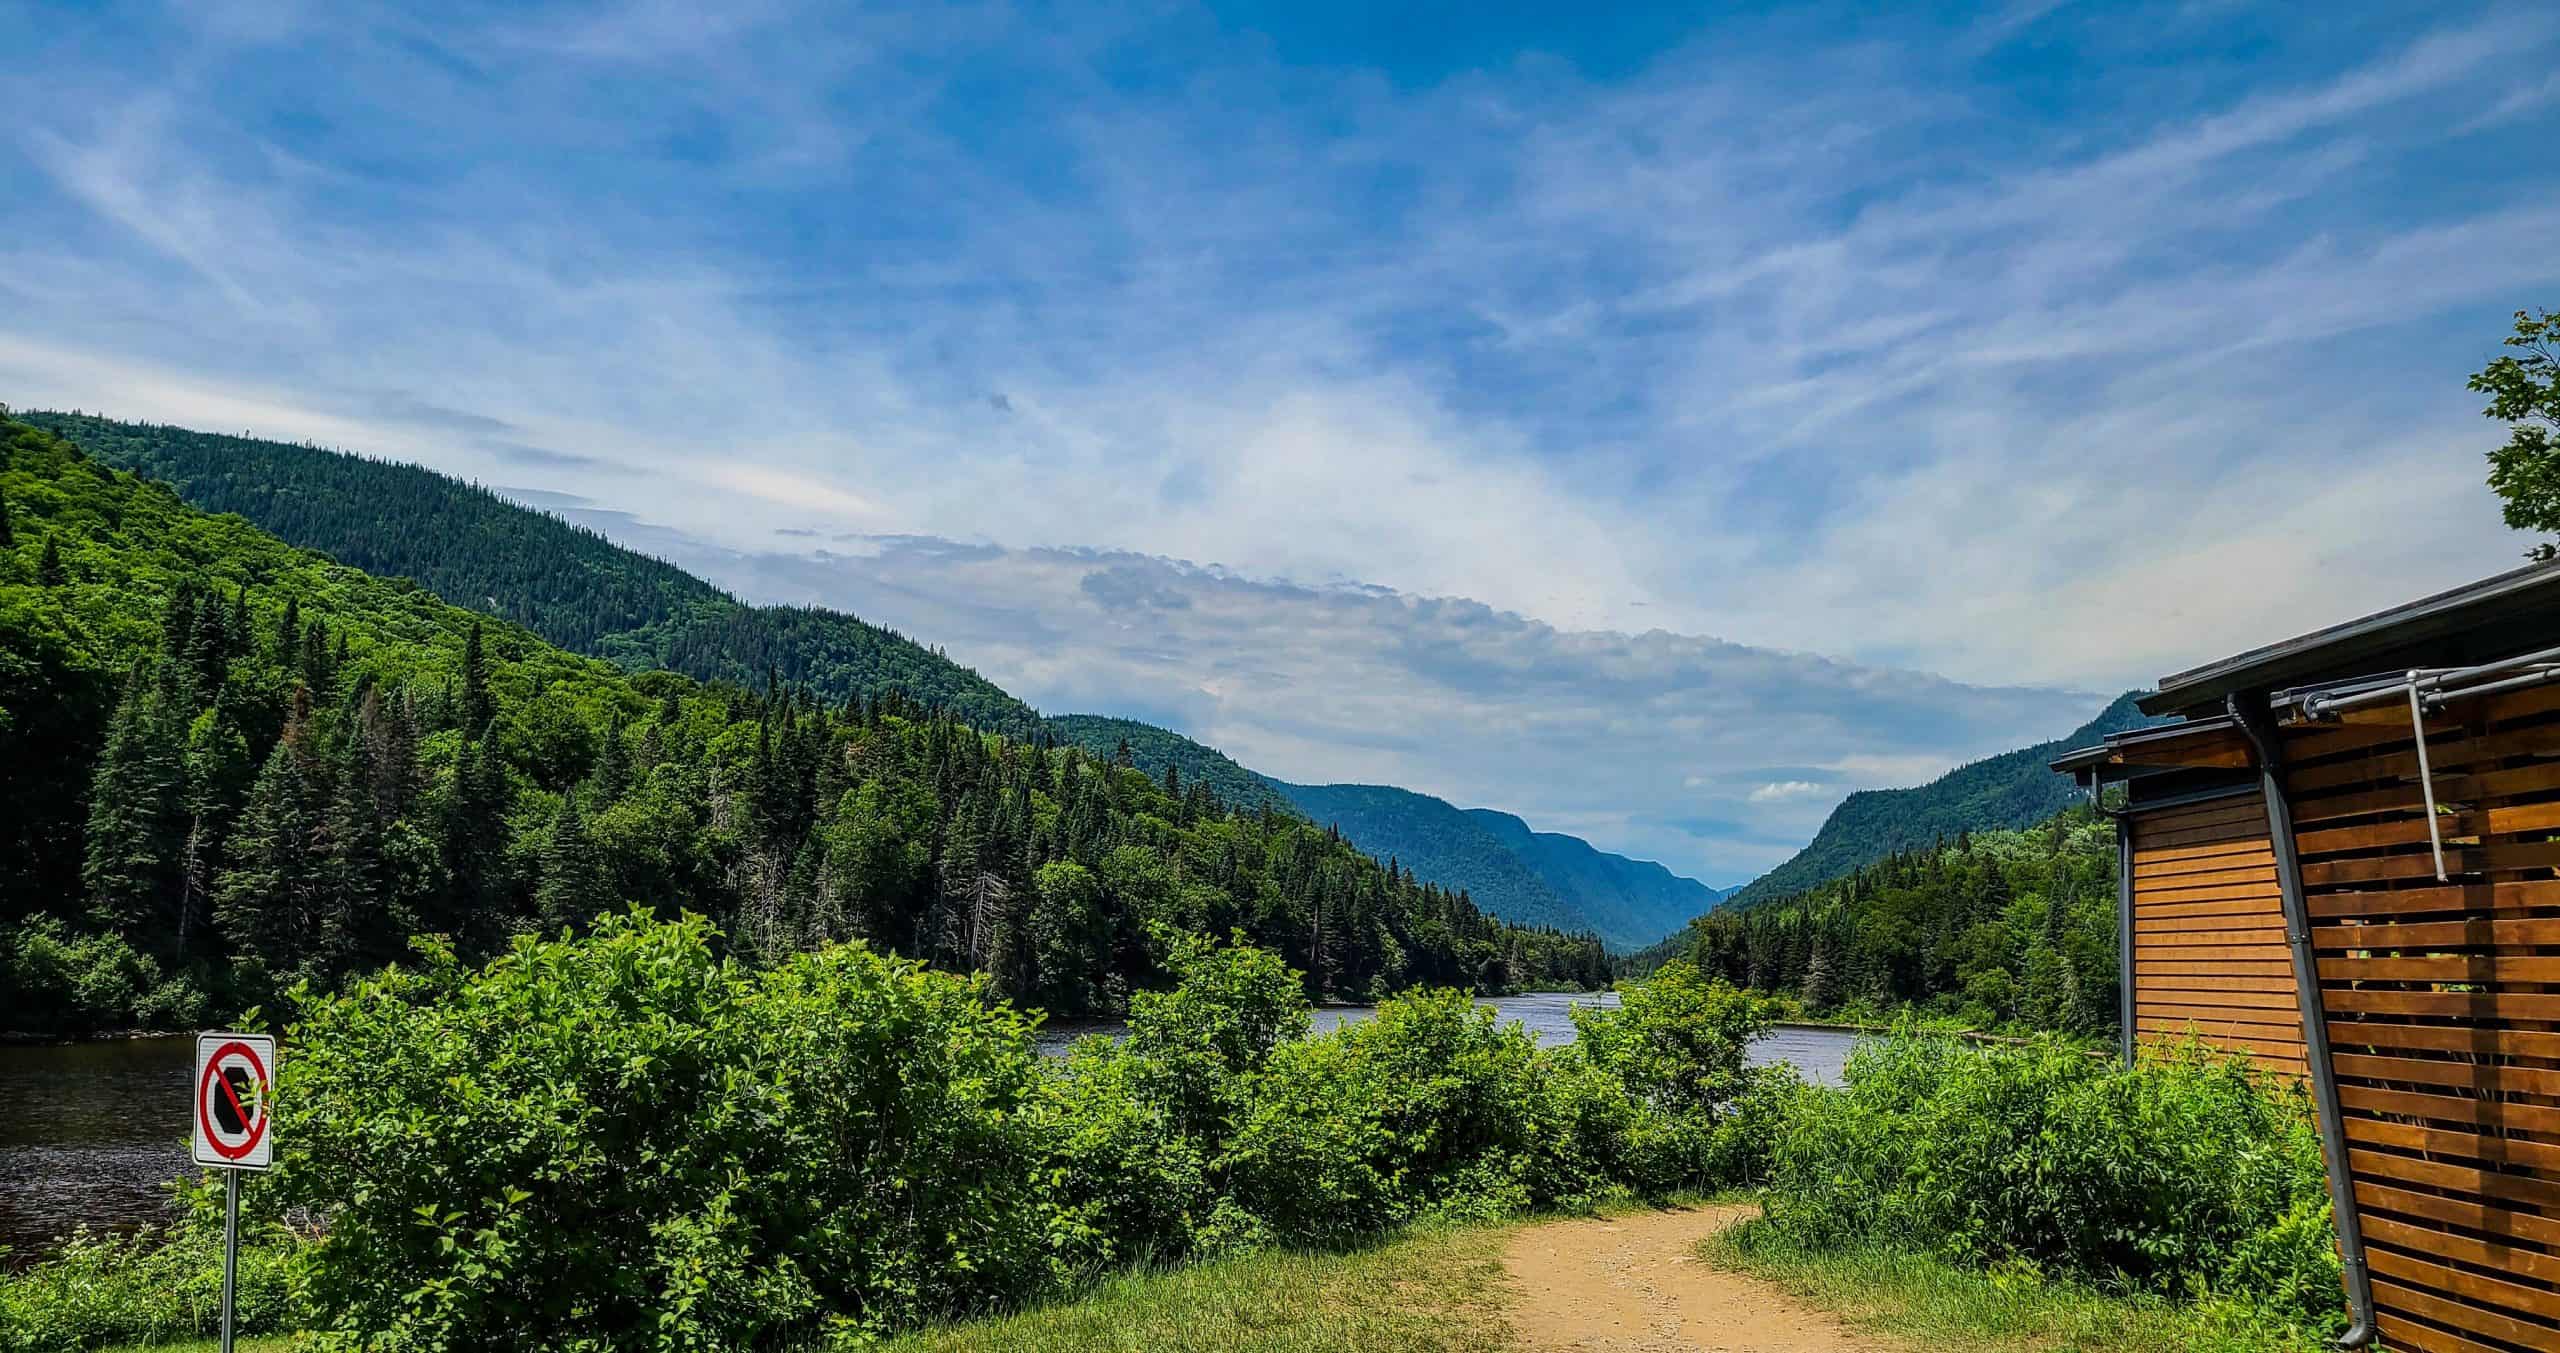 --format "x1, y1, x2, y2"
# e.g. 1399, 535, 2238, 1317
2280, 698, 2560, 1353
2125, 792, 2302, 1074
